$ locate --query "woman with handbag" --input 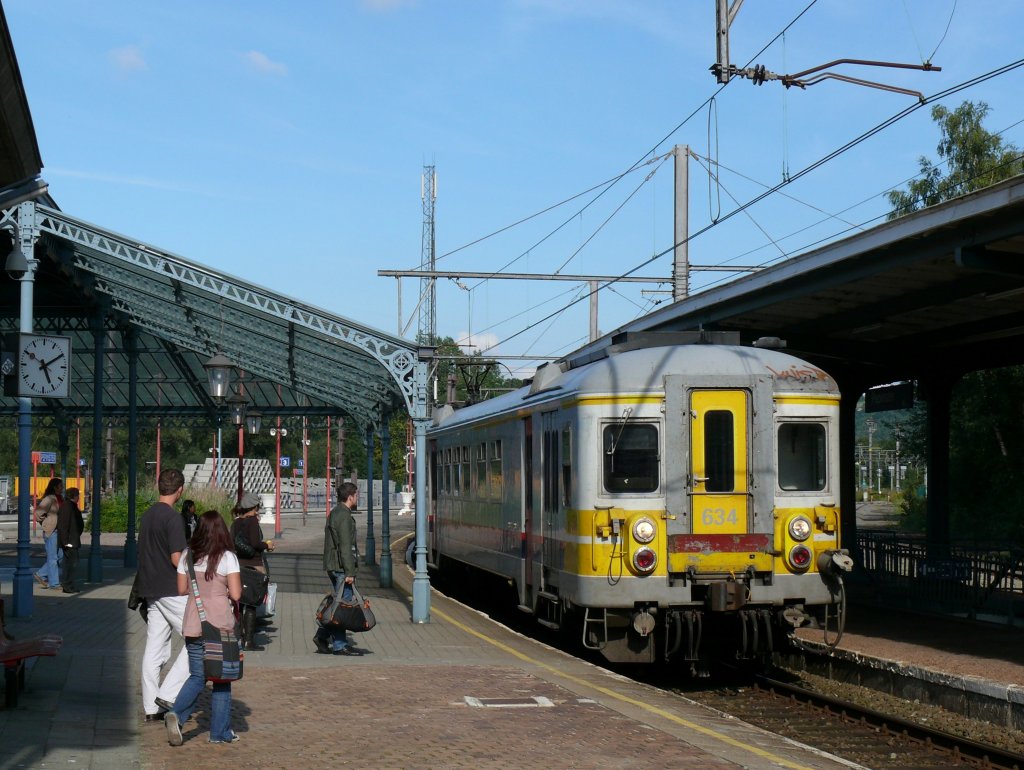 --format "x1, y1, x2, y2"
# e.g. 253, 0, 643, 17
33, 478, 64, 589
166, 510, 242, 746
229, 491, 274, 651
